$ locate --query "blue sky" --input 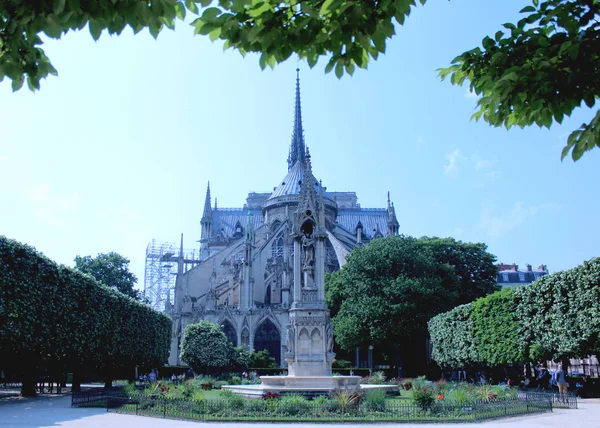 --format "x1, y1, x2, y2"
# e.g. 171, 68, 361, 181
1, 0, 598, 292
